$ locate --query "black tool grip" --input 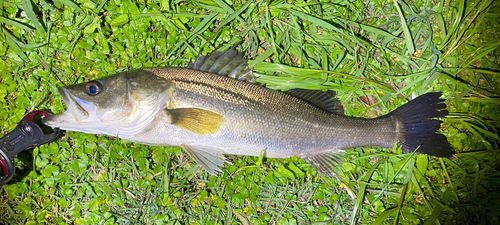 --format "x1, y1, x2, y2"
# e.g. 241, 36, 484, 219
0, 121, 45, 186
